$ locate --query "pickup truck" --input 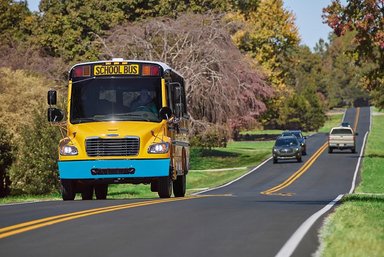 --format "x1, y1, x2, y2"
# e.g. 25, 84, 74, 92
328, 126, 357, 153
